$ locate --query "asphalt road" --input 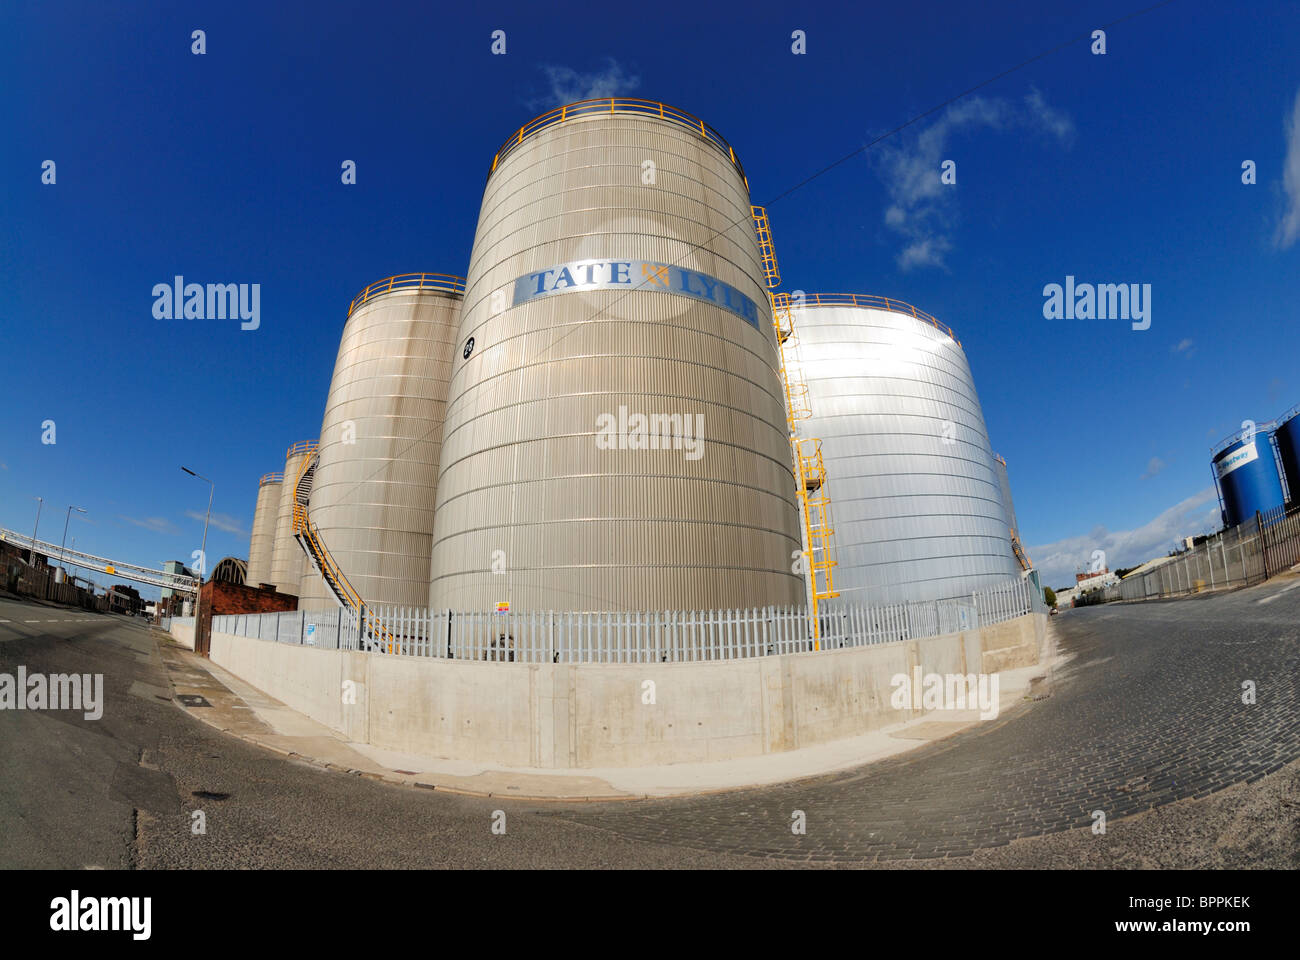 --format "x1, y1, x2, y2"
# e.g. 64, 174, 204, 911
1, 579, 1297, 868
